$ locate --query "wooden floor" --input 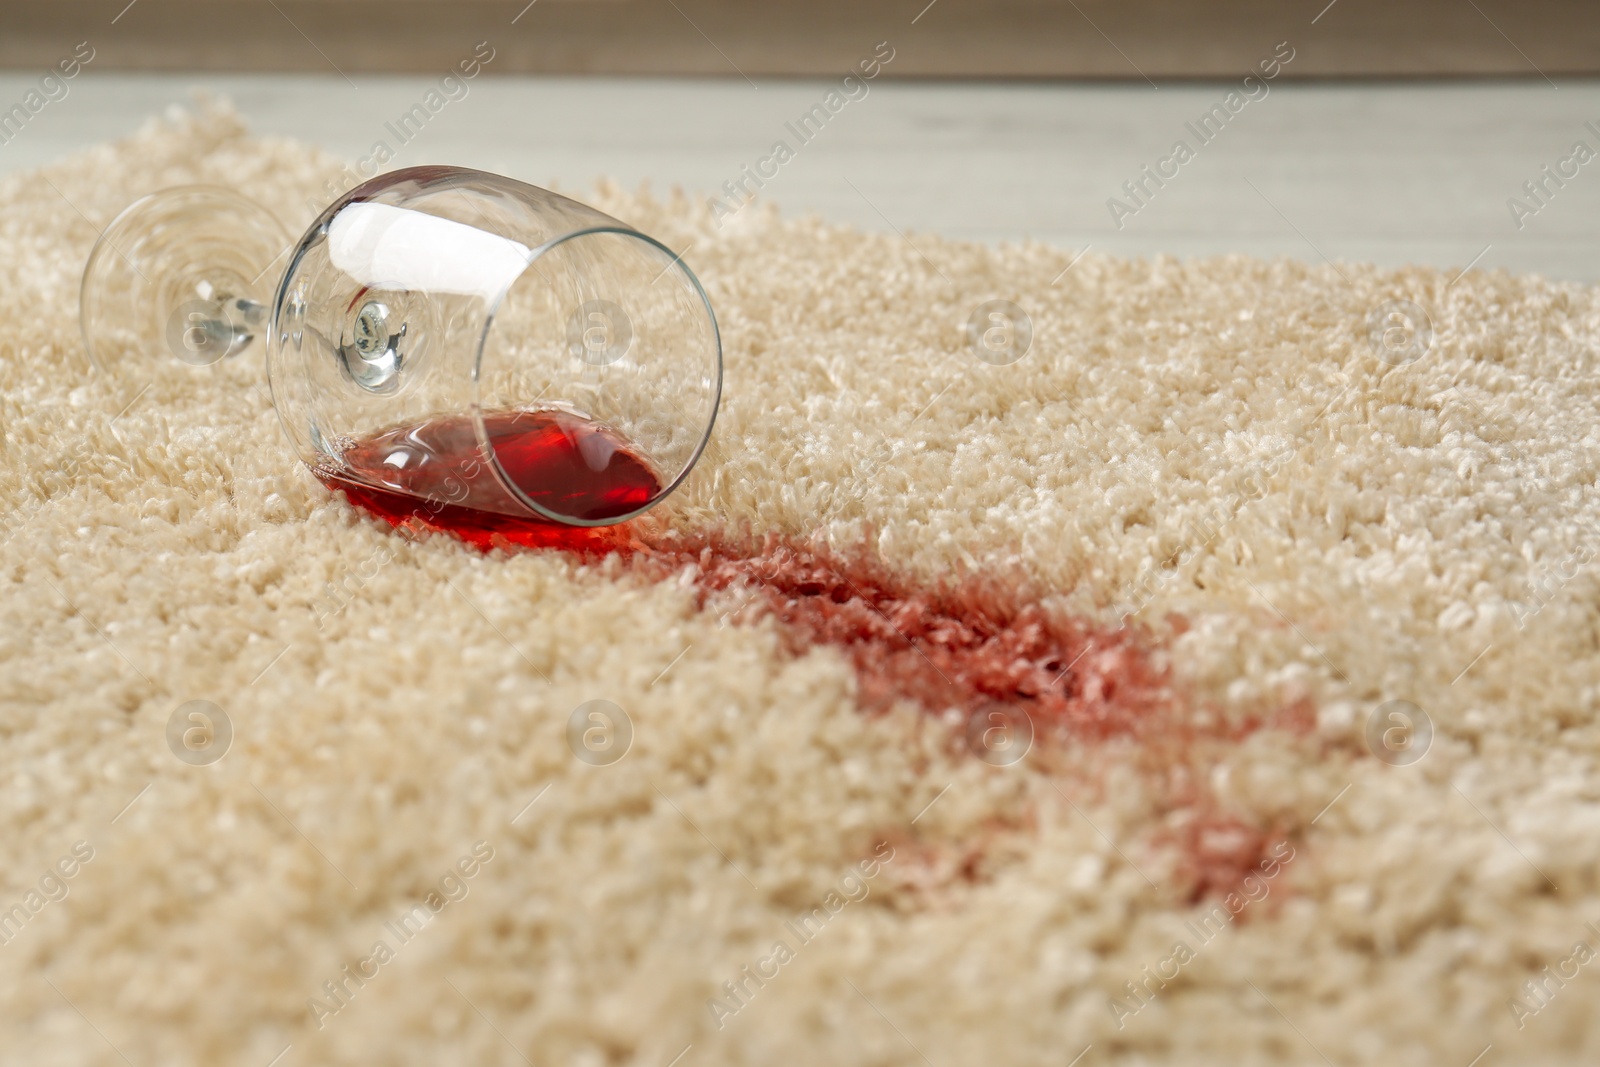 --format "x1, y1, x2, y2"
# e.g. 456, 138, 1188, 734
2, 75, 1598, 282
0, 0, 1596, 79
